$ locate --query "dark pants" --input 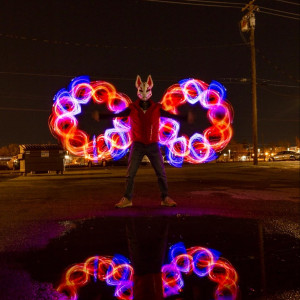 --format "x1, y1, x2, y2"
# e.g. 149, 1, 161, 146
124, 142, 168, 200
